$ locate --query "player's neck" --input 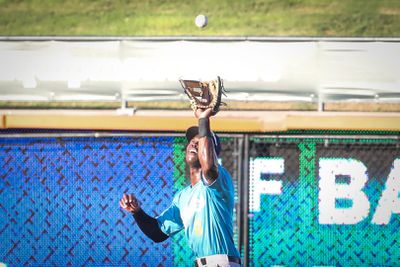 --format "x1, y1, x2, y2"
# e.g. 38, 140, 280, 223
189, 167, 201, 186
